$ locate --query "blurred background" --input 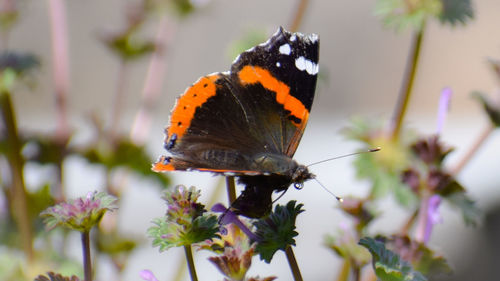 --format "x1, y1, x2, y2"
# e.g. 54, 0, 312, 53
3, 0, 500, 280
